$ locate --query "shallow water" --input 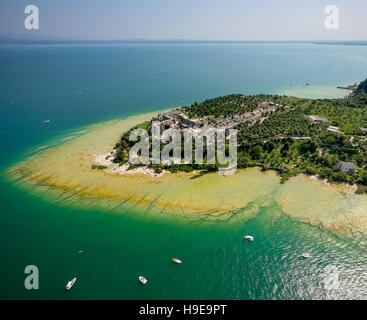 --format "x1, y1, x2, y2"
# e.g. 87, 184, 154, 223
1, 42, 367, 299
7, 110, 367, 236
